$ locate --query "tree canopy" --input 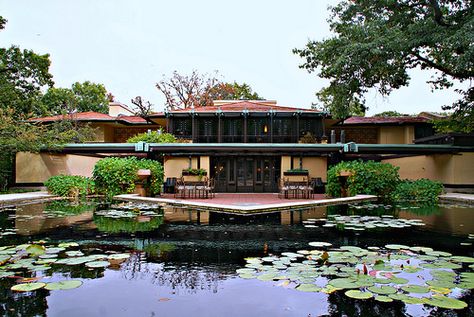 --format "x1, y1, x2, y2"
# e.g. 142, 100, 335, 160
0, 46, 54, 117
294, 0, 474, 131
156, 70, 263, 110
41, 81, 109, 115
